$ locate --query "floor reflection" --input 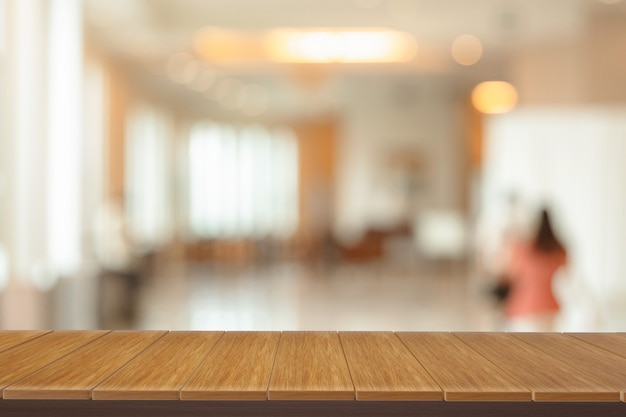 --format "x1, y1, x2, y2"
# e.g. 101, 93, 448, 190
135, 262, 496, 332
